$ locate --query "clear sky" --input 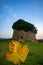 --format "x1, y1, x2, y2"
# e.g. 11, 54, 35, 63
0, 0, 43, 39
